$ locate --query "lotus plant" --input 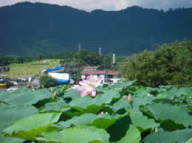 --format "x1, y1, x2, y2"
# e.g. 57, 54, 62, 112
72, 76, 104, 97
